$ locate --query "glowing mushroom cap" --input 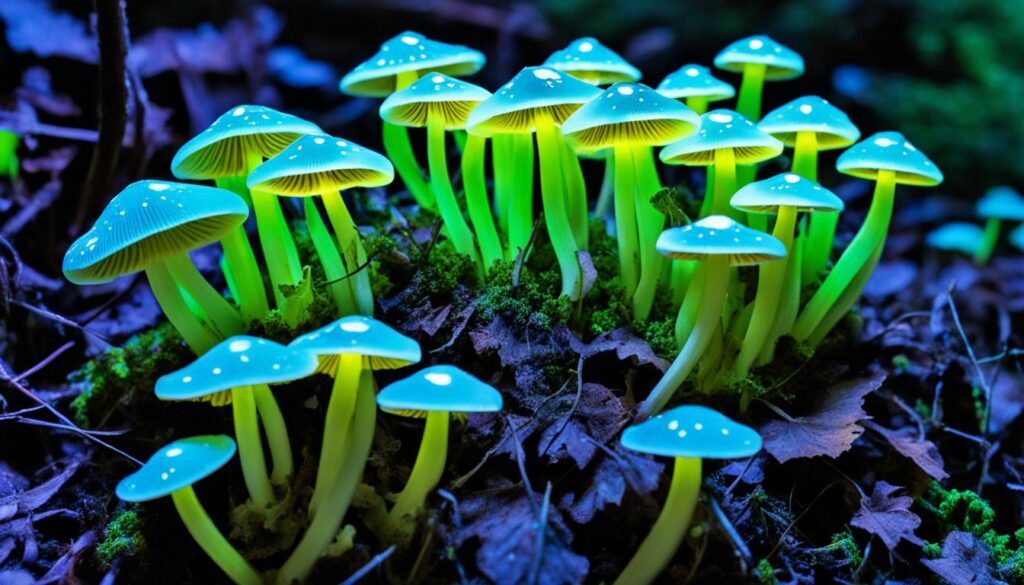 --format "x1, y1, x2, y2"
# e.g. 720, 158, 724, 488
63, 181, 248, 285
659, 109, 783, 166
976, 186, 1024, 221
621, 405, 762, 459
171, 105, 322, 180
155, 336, 318, 401
246, 134, 394, 197
656, 64, 735, 102
379, 72, 492, 130
713, 35, 804, 81
377, 365, 502, 415
561, 82, 700, 153
465, 66, 601, 136
731, 173, 844, 215
116, 435, 236, 502
757, 96, 860, 150
290, 315, 422, 372
656, 215, 785, 265
340, 32, 485, 98
836, 131, 943, 187
542, 37, 641, 85
1009, 224, 1024, 253
925, 223, 984, 255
